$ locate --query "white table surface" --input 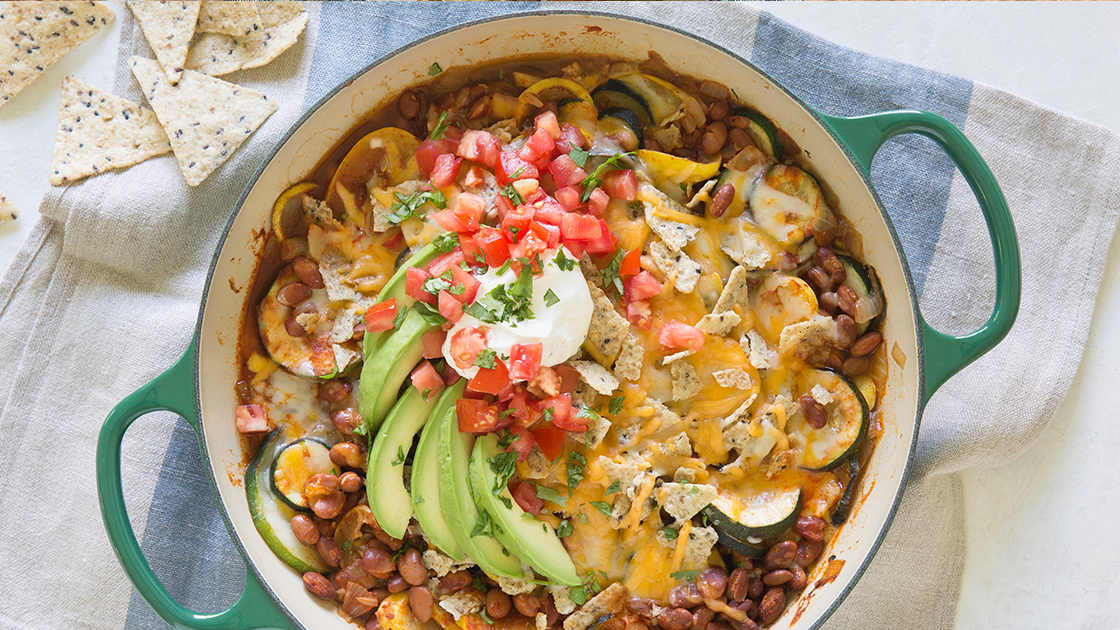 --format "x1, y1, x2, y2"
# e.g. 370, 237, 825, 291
3, 3, 1119, 628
